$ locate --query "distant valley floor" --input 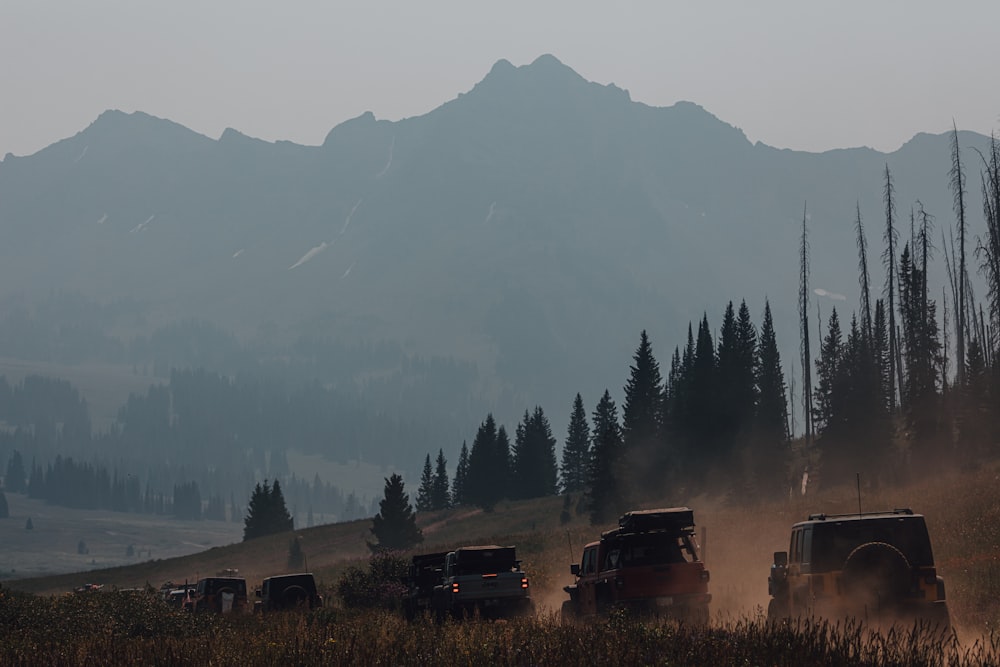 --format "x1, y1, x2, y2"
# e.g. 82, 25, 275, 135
0, 493, 243, 583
